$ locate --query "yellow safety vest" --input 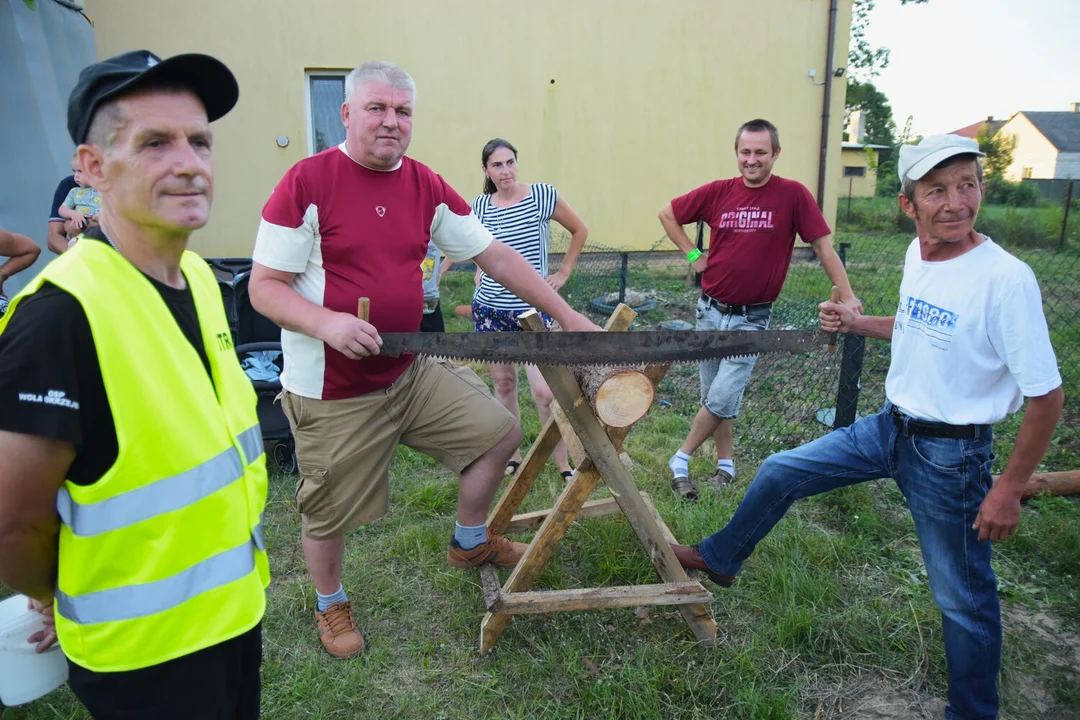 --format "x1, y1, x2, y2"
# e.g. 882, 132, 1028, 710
0, 238, 269, 672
